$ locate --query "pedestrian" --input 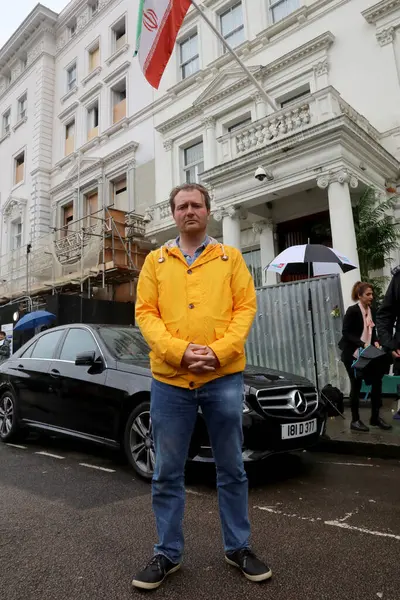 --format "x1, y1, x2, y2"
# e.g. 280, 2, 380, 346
377, 265, 400, 419
339, 281, 391, 432
133, 183, 271, 590
0, 330, 11, 362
